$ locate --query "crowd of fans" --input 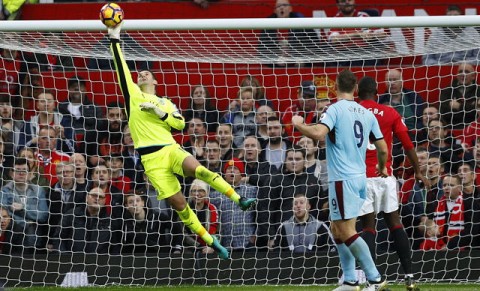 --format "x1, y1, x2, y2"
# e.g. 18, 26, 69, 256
0, 0, 479, 260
